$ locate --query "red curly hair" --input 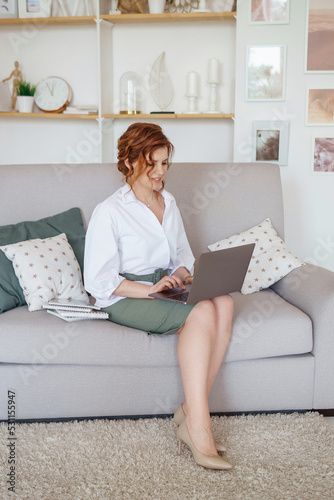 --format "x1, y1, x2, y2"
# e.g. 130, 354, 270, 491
117, 123, 174, 190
